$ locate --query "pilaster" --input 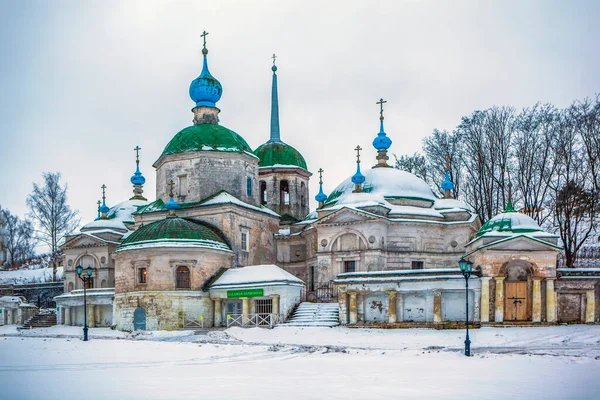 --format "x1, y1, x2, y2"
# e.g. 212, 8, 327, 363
494, 277, 505, 323
387, 291, 397, 323
586, 290, 596, 323
545, 278, 557, 323
480, 277, 492, 323
532, 277, 542, 323
433, 289, 442, 323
